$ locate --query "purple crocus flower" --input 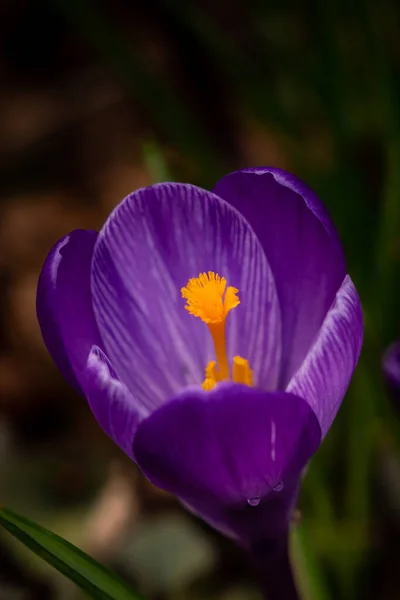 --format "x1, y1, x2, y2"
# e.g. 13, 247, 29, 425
37, 167, 363, 549
382, 341, 400, 396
